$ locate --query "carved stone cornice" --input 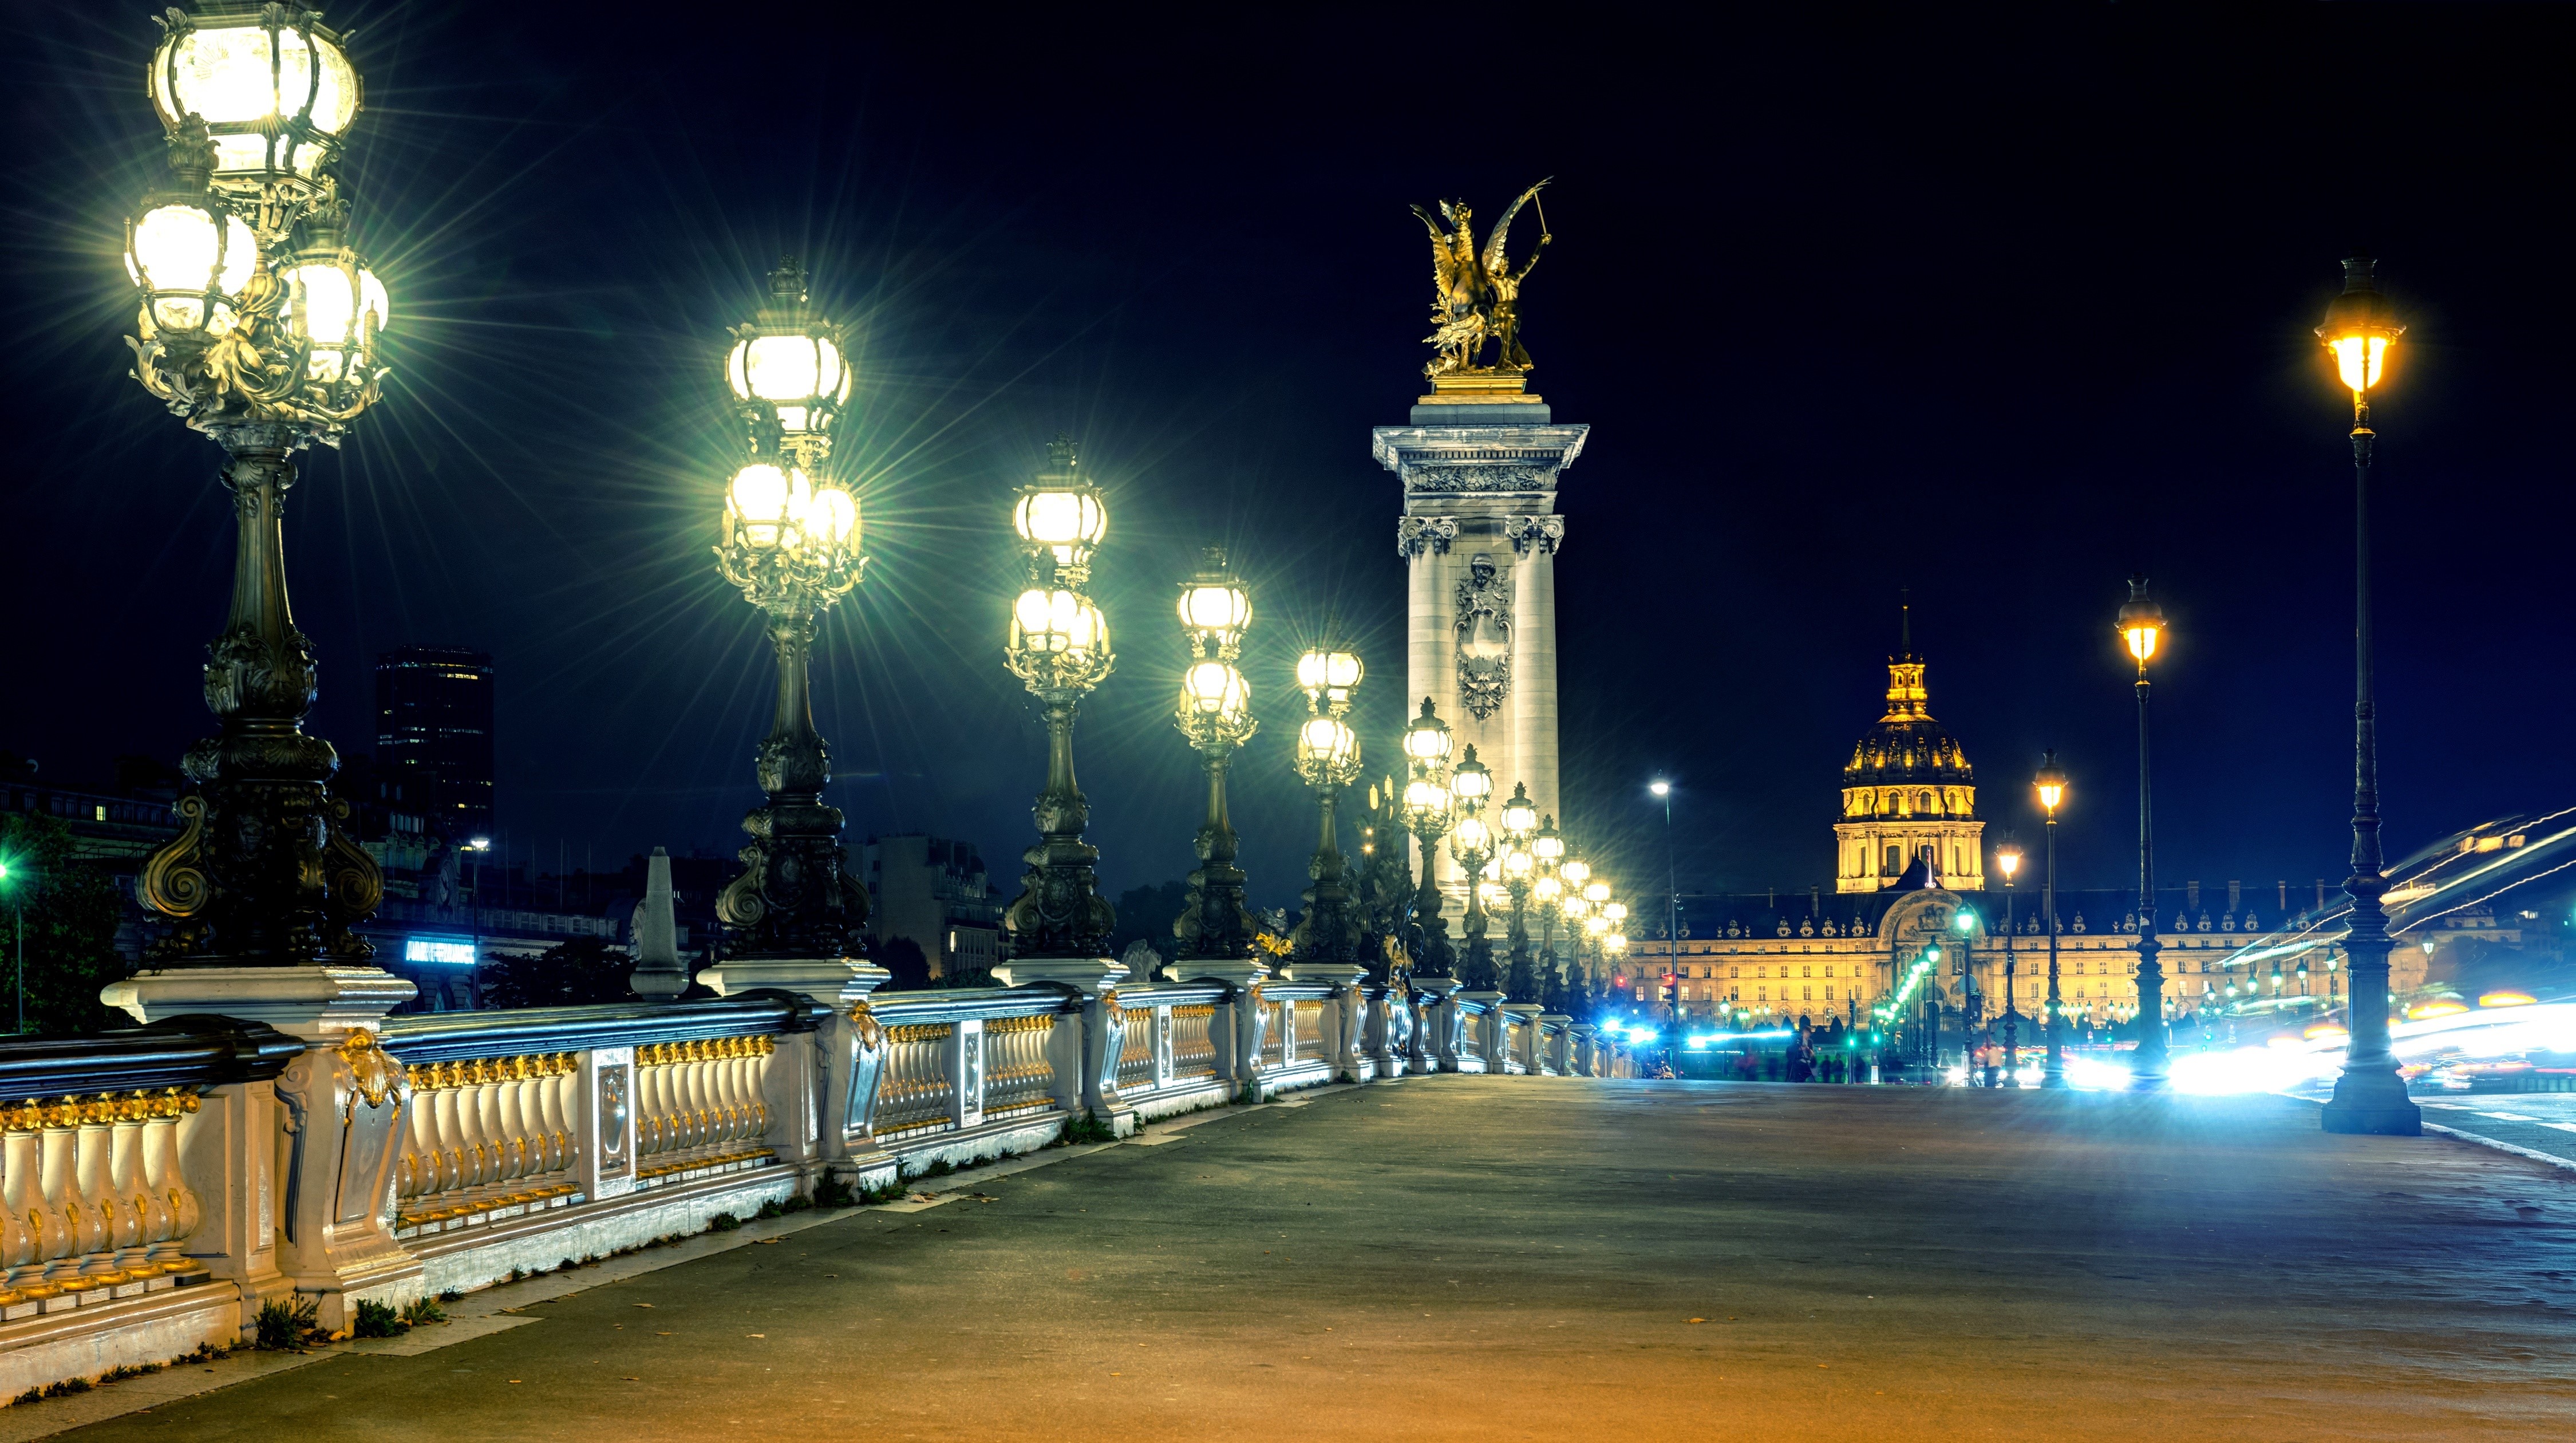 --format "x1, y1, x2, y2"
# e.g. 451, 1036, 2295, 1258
1370, 423, 1590, 497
